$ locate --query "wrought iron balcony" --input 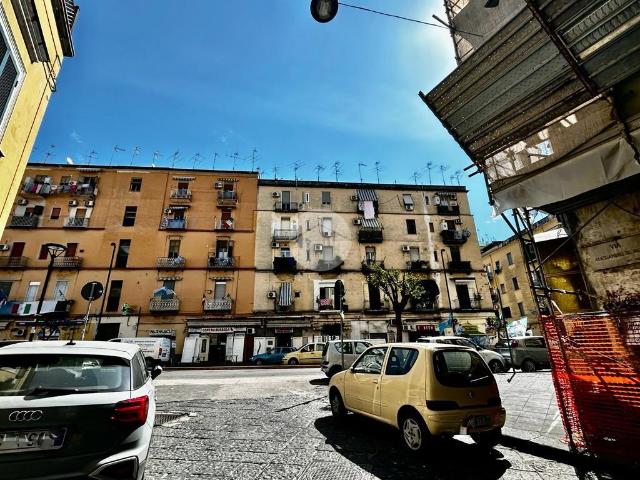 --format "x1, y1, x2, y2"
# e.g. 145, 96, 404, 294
170, 189, 192, 200
274, 201, 299, 212
157, 256, 186, 269
364, 299, 390, 312
149, 297, 180, 312
448, 261, 472, 274
437, 205, 460, 216
53, 256, 82, 269
358, 229, 383, 243
160, 218, 187, 230
0, 256, 27, 269
273, 229, 298, 241
9, 216, 38, 228
217, 191, 238, 206
407, 260, 430, 272
273, 256, 297, 274
453, 298, 483, 311
440, 230, 468, 245
203, 298, 233, 312
64, 217, 89, 228
208, 256, 237, 269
